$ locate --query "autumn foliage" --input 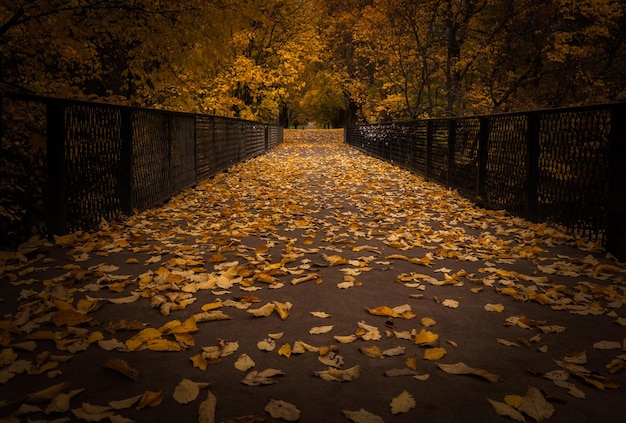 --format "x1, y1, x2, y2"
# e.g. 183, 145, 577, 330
1, 0, 625, 124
